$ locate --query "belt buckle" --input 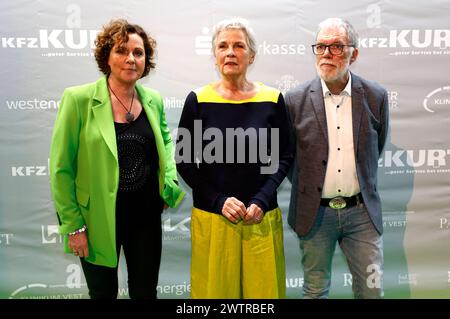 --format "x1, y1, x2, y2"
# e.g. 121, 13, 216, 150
329, 196, 346, 209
